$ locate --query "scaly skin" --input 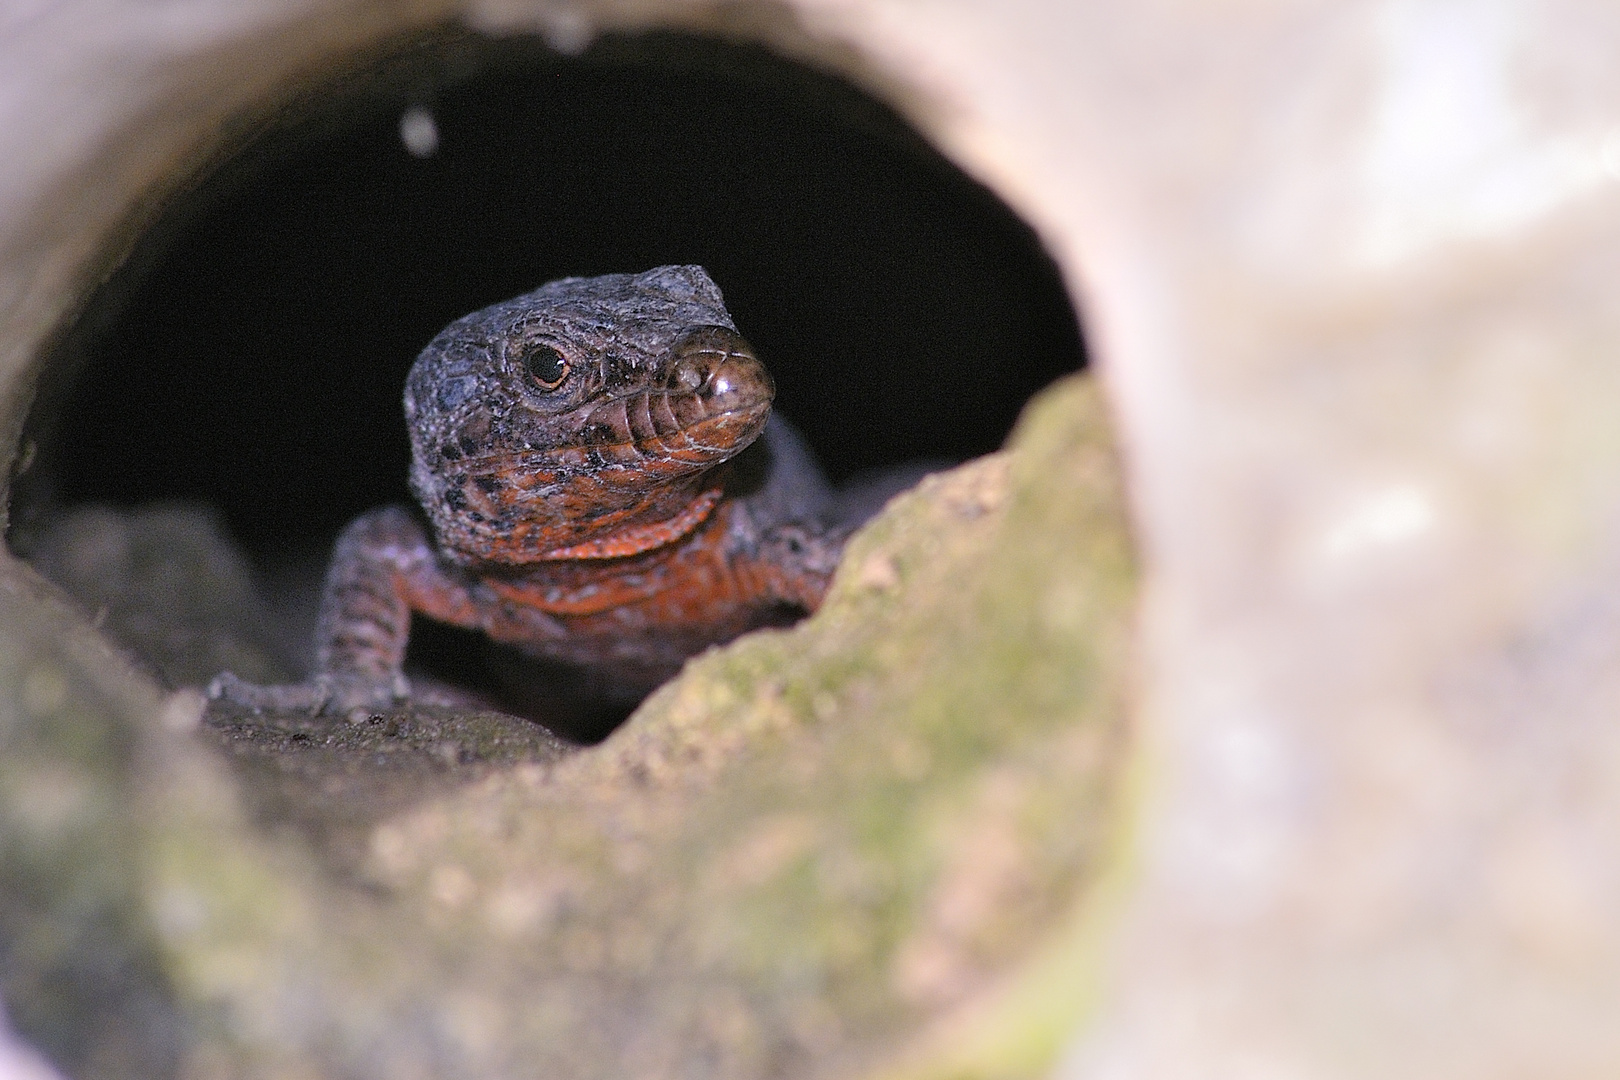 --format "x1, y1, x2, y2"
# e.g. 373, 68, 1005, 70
211, 266, 843, 716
